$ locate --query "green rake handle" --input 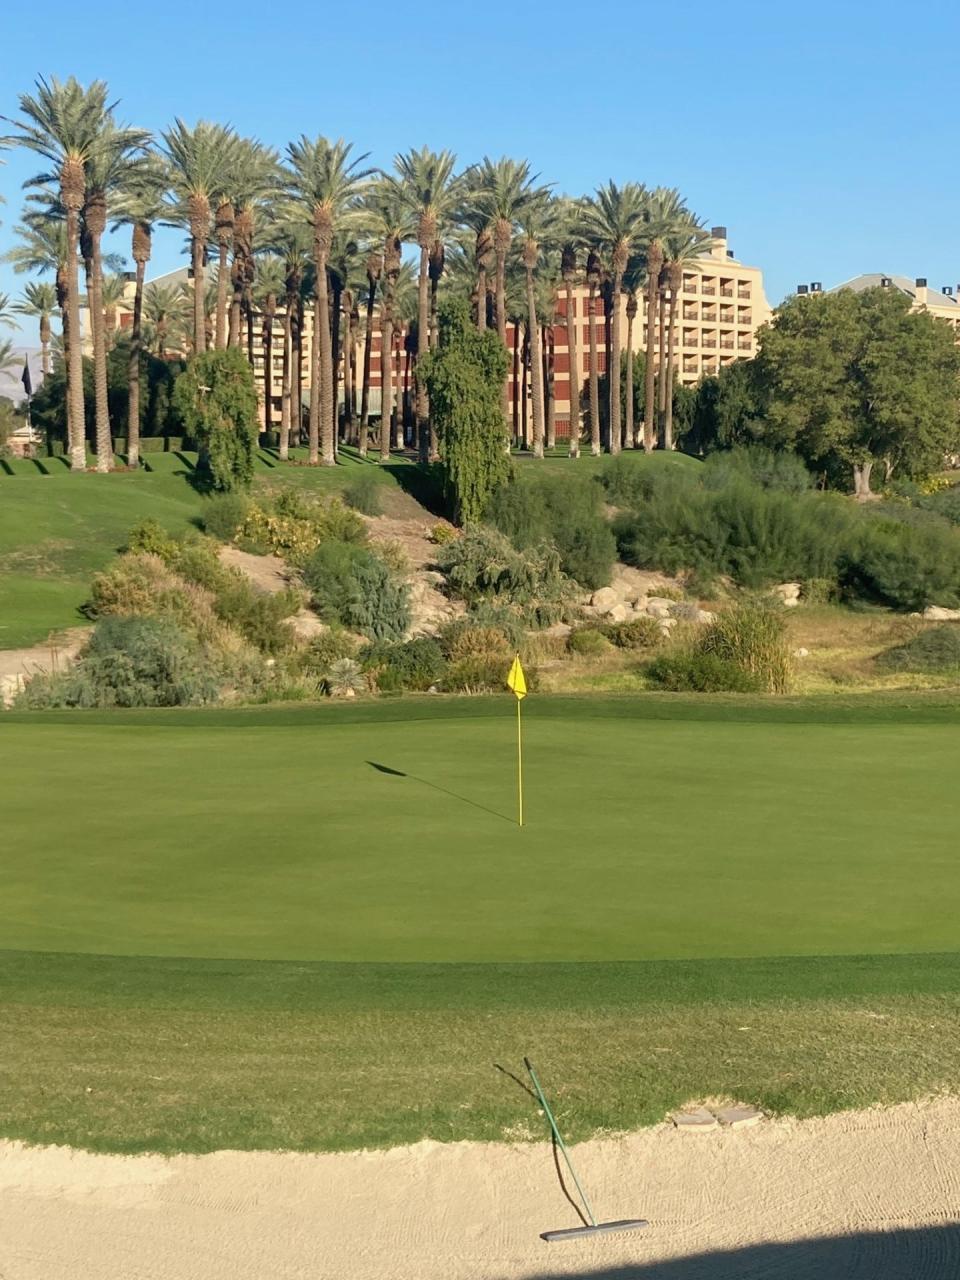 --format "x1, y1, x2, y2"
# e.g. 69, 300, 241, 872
524, 1056, 597, 1228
